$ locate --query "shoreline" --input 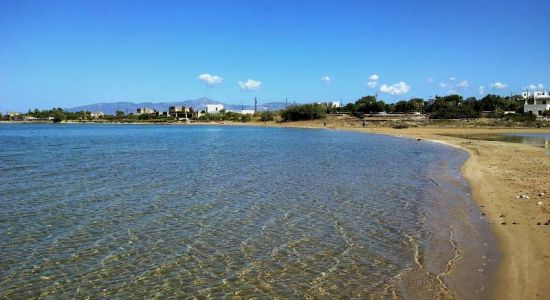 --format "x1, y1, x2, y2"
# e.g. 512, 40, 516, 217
204, 121, 549, 298
364, 128, 549, 299
3, 122, 549, 298
271, 122, 549, 299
